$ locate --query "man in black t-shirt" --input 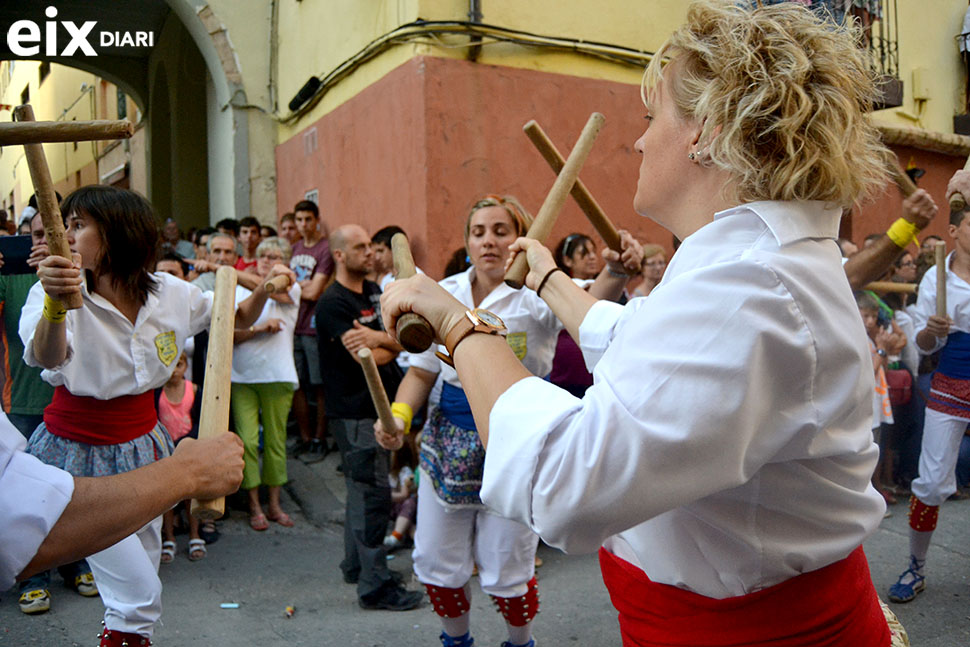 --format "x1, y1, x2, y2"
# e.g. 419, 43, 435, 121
315, 224, 422, 612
